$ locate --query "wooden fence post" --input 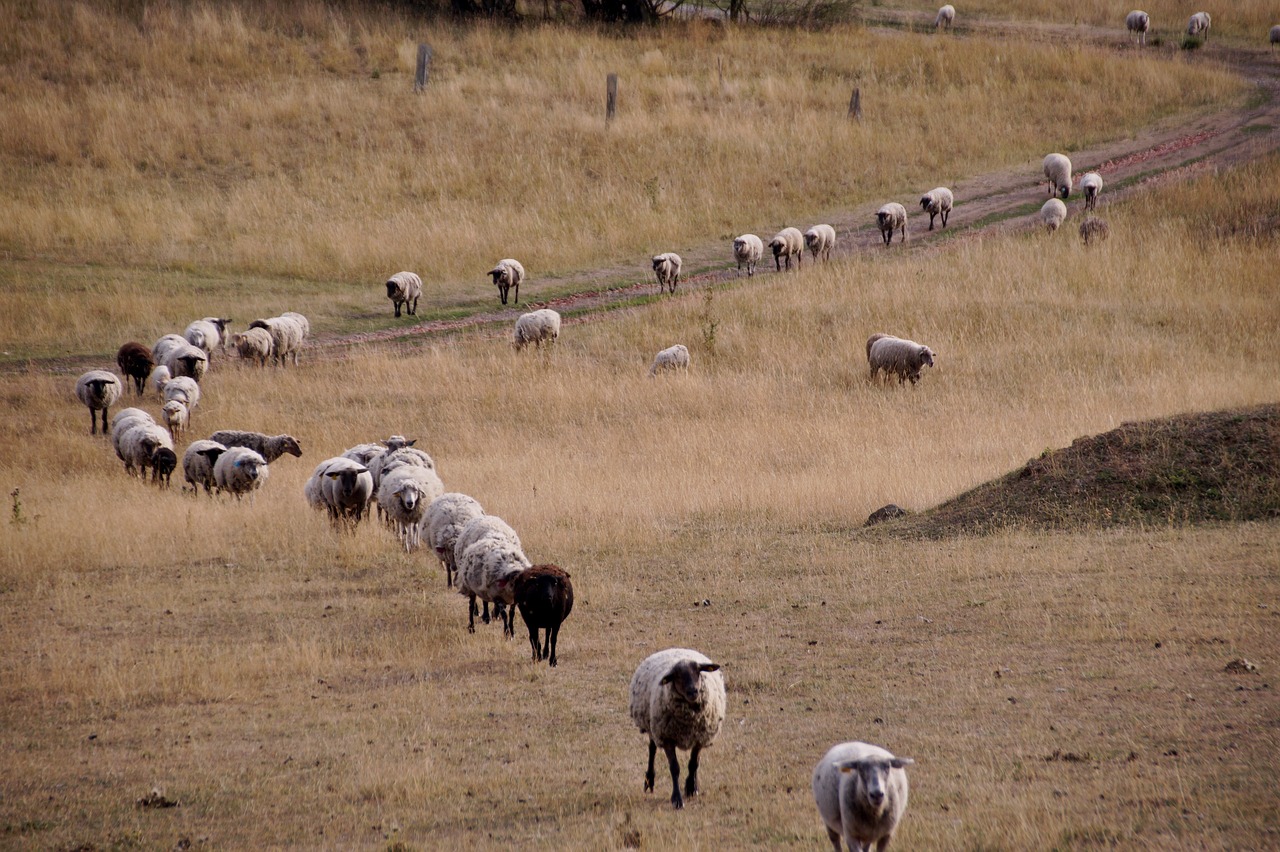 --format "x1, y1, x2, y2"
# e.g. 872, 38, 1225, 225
606, 73, 618, 123
848, 87, 861, 121
414, 44, 432, 93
